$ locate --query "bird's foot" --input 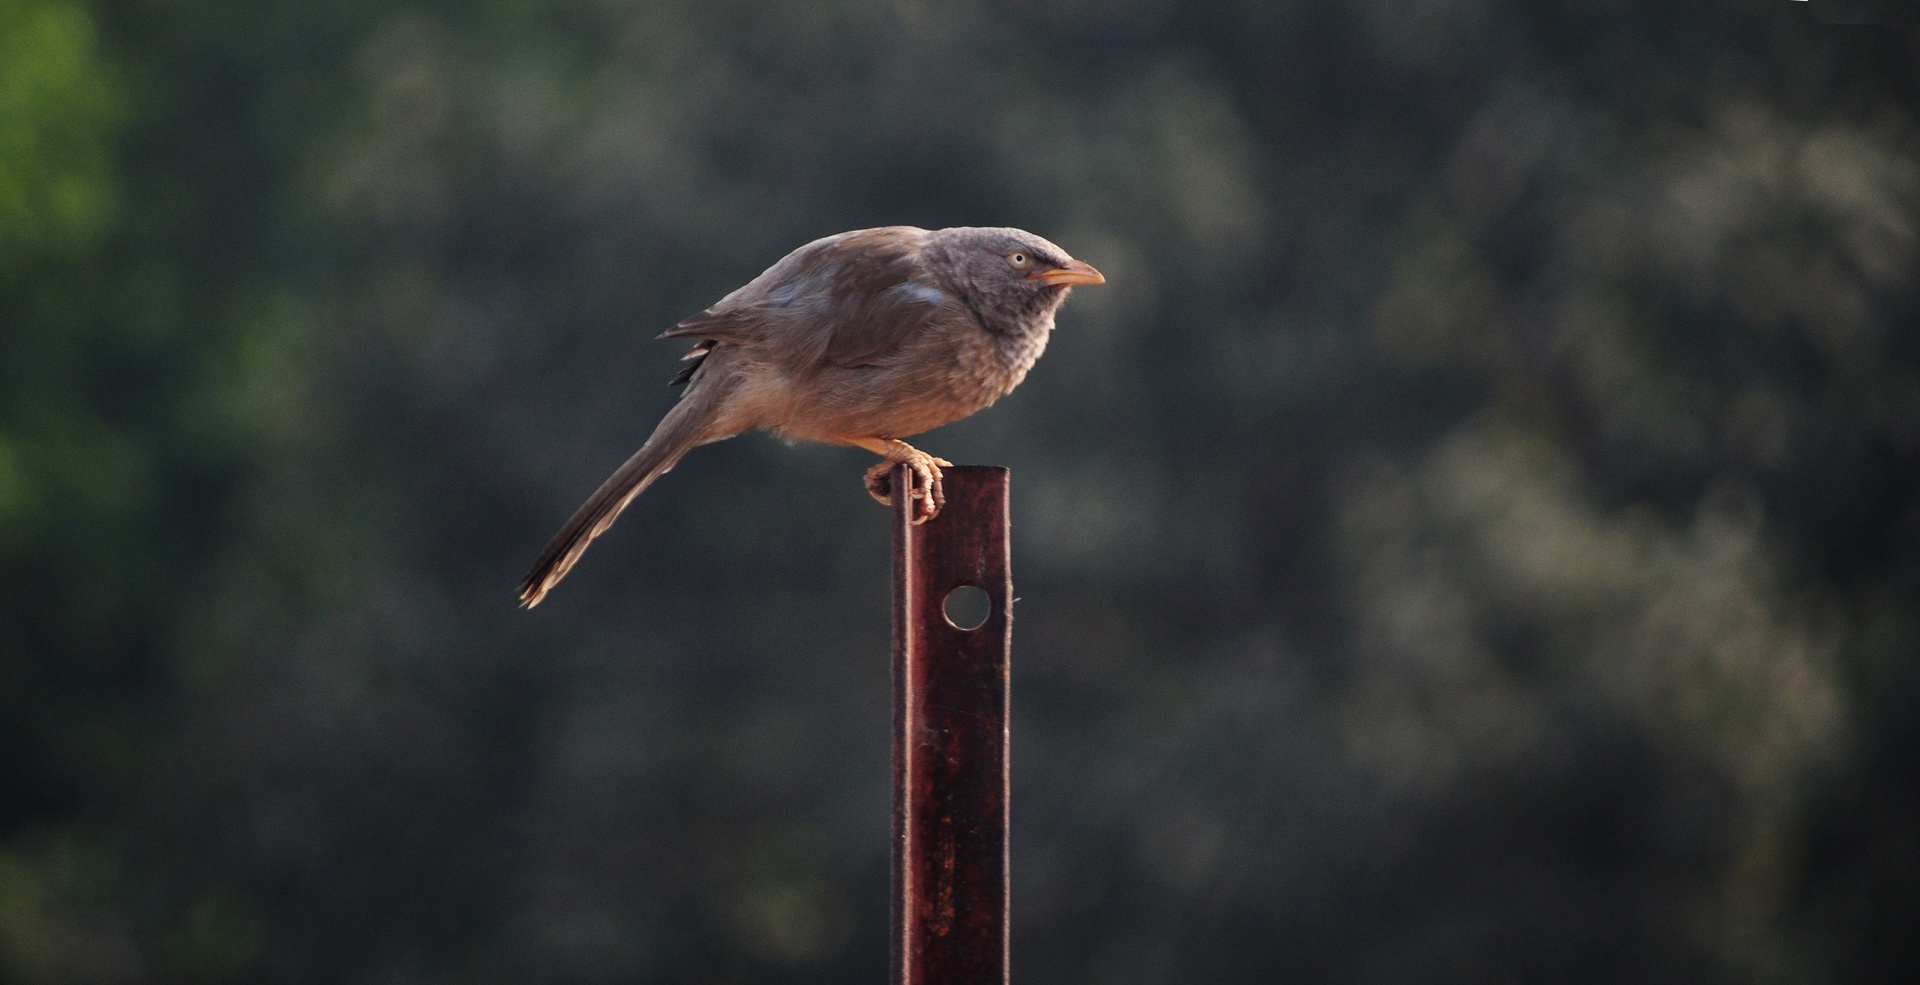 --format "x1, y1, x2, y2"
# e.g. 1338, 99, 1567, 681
863, 447, 953, 524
